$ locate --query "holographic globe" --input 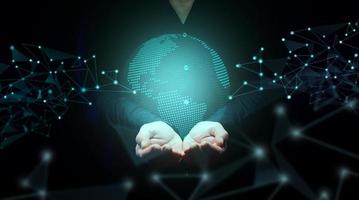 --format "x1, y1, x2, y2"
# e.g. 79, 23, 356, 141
128, 33, 230, 137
